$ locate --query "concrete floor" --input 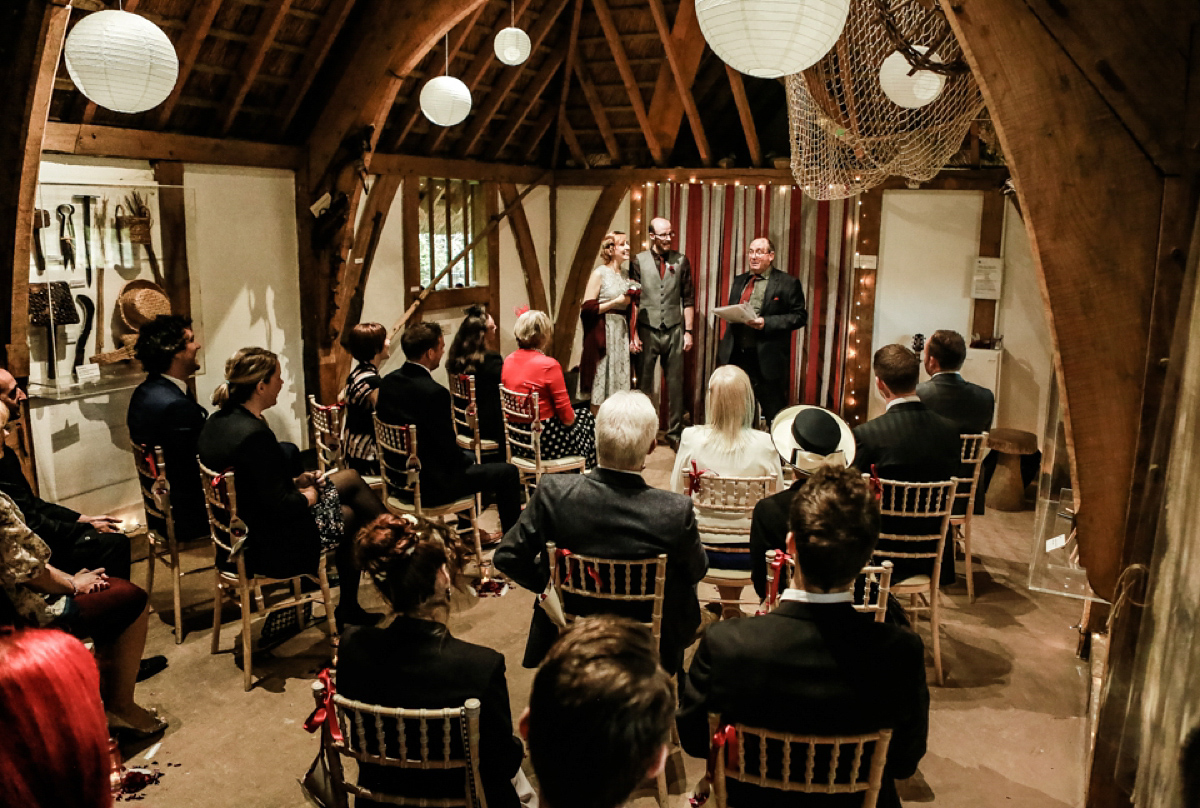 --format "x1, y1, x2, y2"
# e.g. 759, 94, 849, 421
122, 447, 1088, 807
